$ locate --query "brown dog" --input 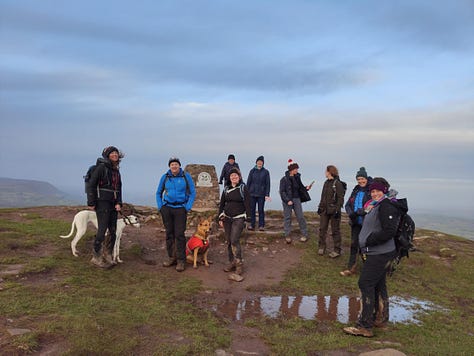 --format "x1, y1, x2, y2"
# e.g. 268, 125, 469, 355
186, 219, 211, 269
